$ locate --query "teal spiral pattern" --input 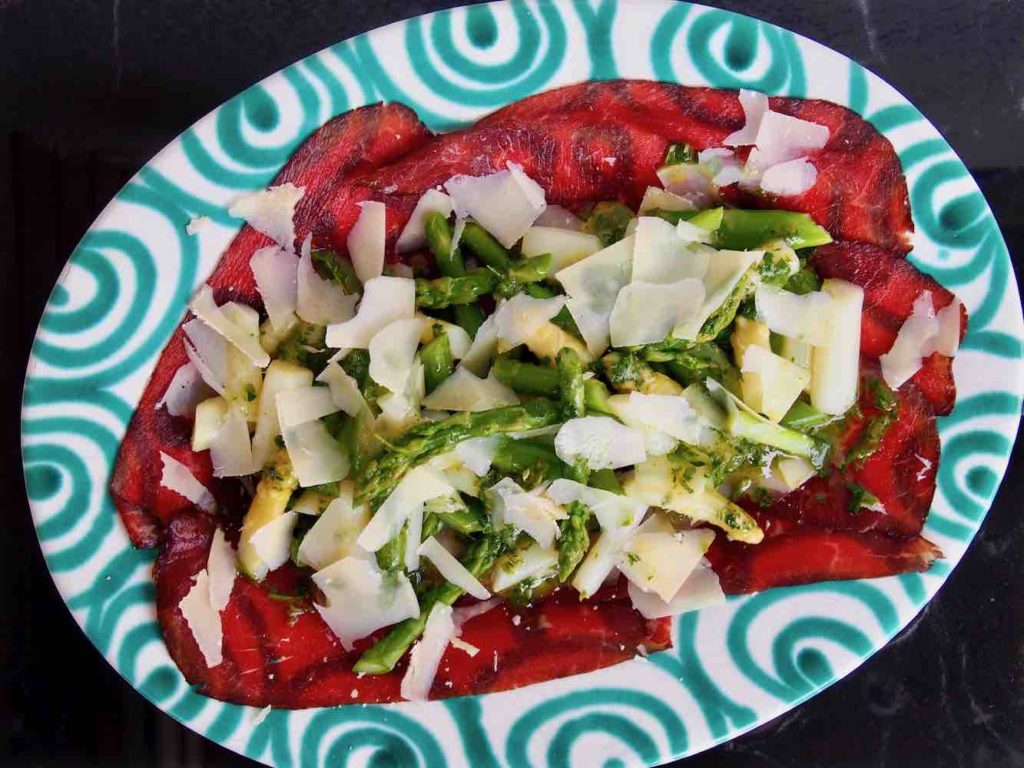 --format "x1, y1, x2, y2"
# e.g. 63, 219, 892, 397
20, 2, 1023, 766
